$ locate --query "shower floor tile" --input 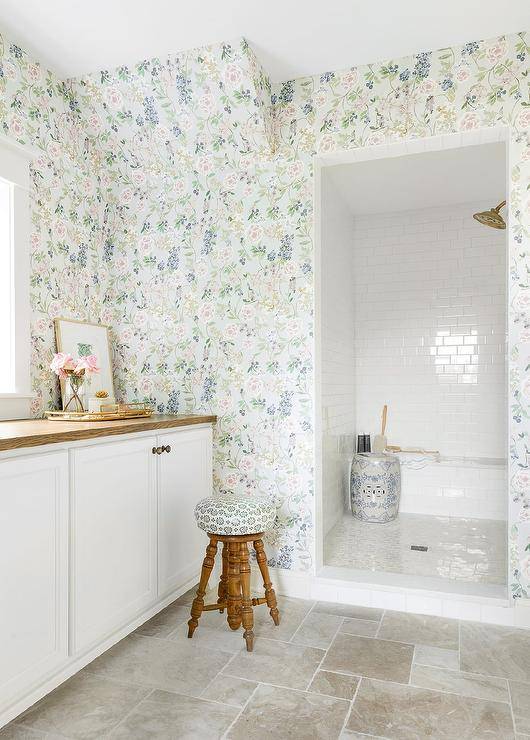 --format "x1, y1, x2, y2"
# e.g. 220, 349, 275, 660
324, 513, 506, 585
